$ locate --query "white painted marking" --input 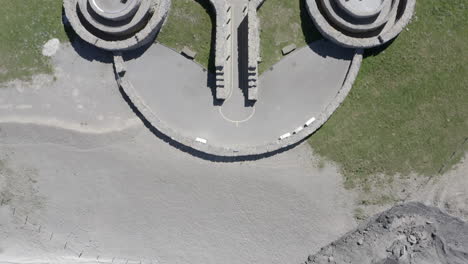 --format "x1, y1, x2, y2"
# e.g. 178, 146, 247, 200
195, 137, 207, 144
218, 106, 256, 124
305, 117, 316, 127
279, 133, 291, 140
